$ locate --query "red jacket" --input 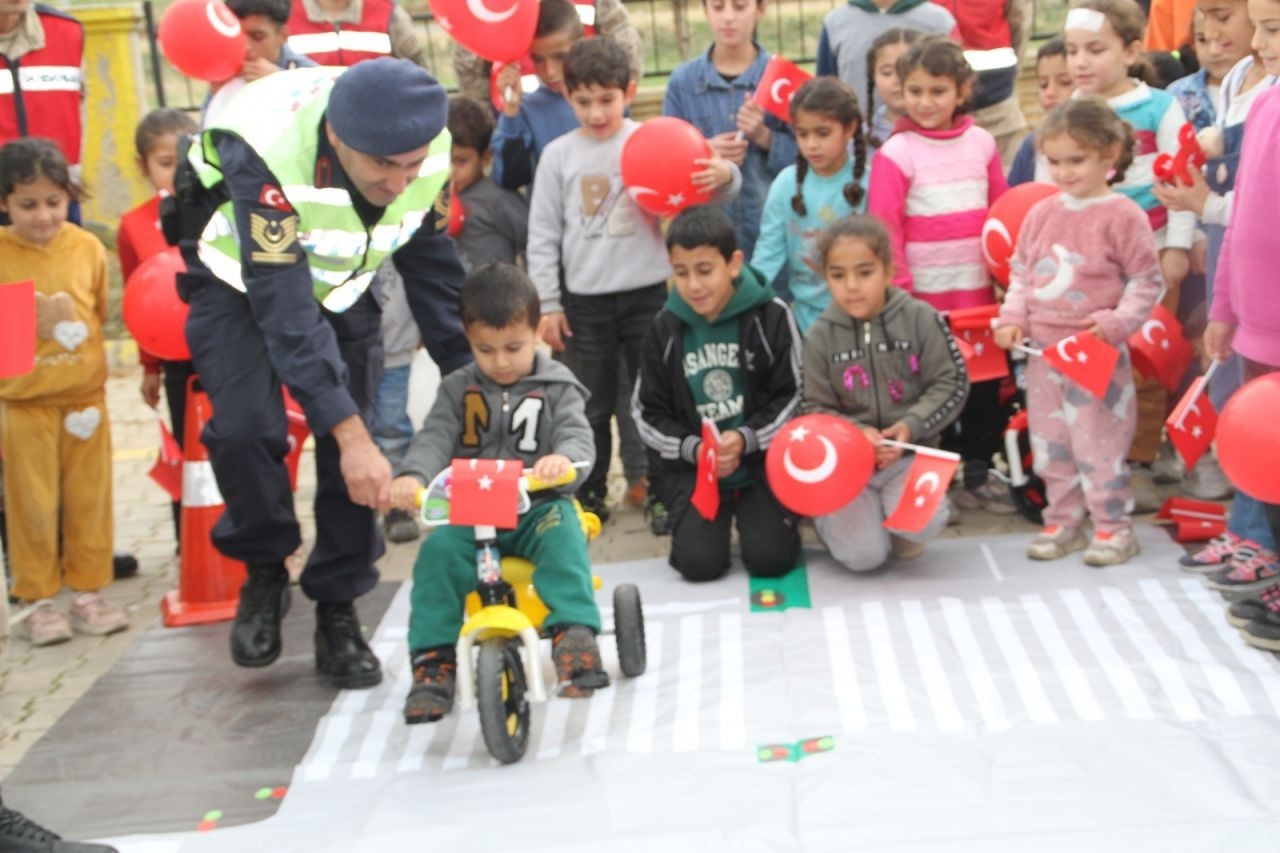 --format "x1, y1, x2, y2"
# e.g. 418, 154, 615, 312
933, 0, 1011, 51
118, 195, 169, 372
286, 0, 395, 67
0, 5, 83, 166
